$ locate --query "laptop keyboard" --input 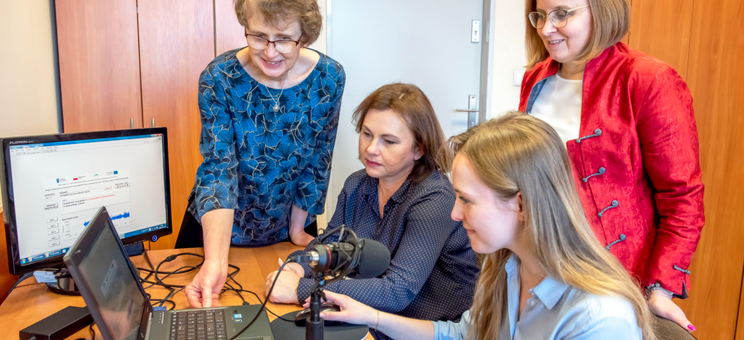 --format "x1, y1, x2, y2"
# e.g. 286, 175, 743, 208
170, 309, 227, 340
